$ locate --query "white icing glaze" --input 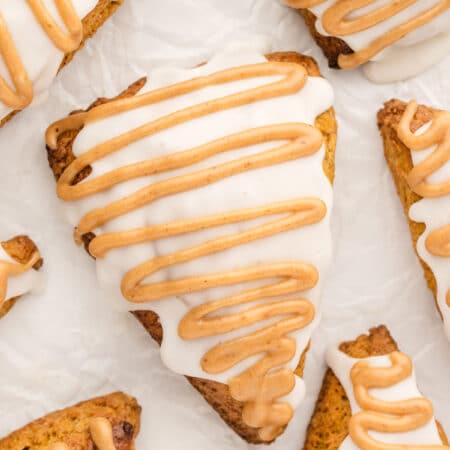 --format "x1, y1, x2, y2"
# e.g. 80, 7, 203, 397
305, 0, 450, 83
327, 346, 442, 449
60, 50, 334, 414
0, 0, 98, 118
409, 121, 450, 340
0, 245, 42, 302
363, 32, 450, 84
